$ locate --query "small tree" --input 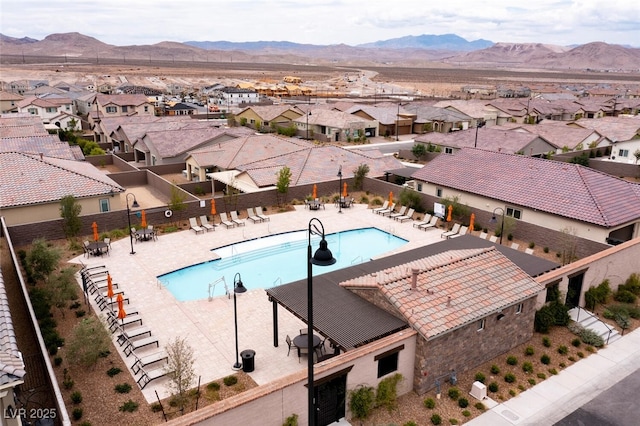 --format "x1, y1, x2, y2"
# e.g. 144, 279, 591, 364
167, 185, 188, 225
60, 195, 82, 239
26, 239, 61, 283
275, 166, 292, 207
353, 163, 370, 190
47, 267, 78, 318
165, 337, 196, 409
411, 143, 427, 161
67, 317, 111, 368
